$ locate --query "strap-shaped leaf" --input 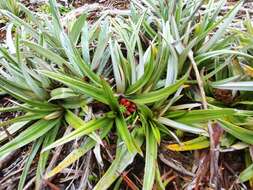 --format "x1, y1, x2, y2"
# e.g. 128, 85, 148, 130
0, 112, 50, 127
198, 1, 243, 53
42, 117, 113, 152
69, 14, 86, 45
165, 109, 237, 124
239, 164, 253, 183
158, 117, 208, 136
101, 79, 119, 111
93, 127, 144, 190
20, 61, 48, 100
41, 70, 108, 104
0, 121, 29, 142
45, 121, 113, 179
18, 138, 44, 190
109, 40, 126, 93
212, 81, 253, 91
218, 120, 253, 144
48, 0, 62, 30
0, 119, 60, 157
0, 76, 58, 110
81, 20, 90, 64
196, 50, 253, 64
23, 41, 68, 66
126, 59, 155, 95
115, 114, 140, 153
0, 105, 23, 112
143, 125, 157, 190
65, 110, 102, 144
49, 88, 78, 101
150, 121, 161, 144
91, 21, 110, 70
35, 125, 59, 190
167, 136, 210, 151
49, 0, 100, 84
0, 47, 19, 67
0, 9, 39, 37
130, 74, 187, 104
